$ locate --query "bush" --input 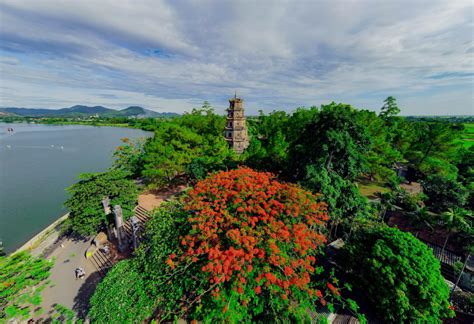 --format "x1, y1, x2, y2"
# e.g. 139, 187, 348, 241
0, 252, 53, 321
89, 259, 155, 323
65, 170, 139, 236
422, 174, 468, 212
340, 225, 454, 322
